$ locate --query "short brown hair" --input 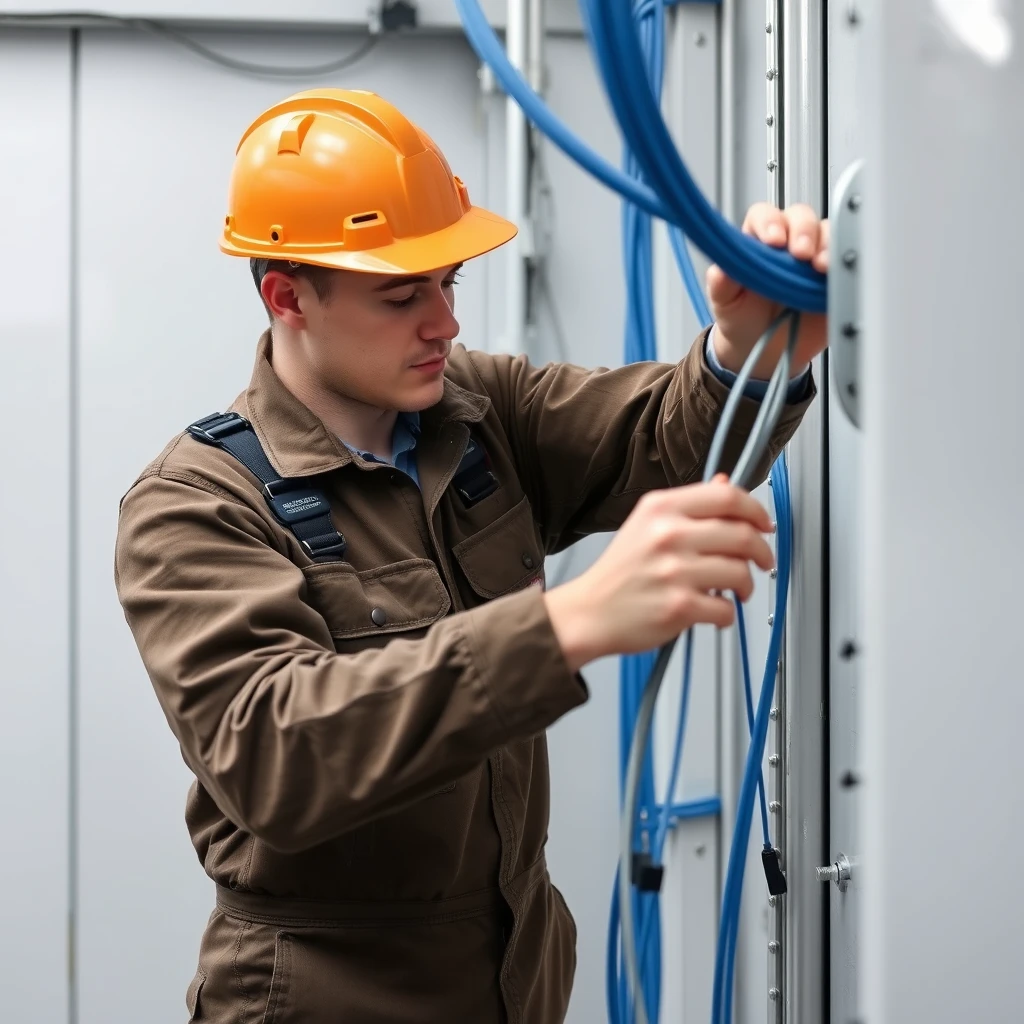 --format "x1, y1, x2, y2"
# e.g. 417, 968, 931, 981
250, 258, 337, 321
